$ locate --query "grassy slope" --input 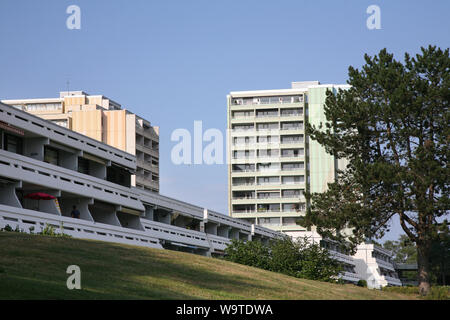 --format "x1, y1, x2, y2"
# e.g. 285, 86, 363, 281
0, 232, 416, 300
